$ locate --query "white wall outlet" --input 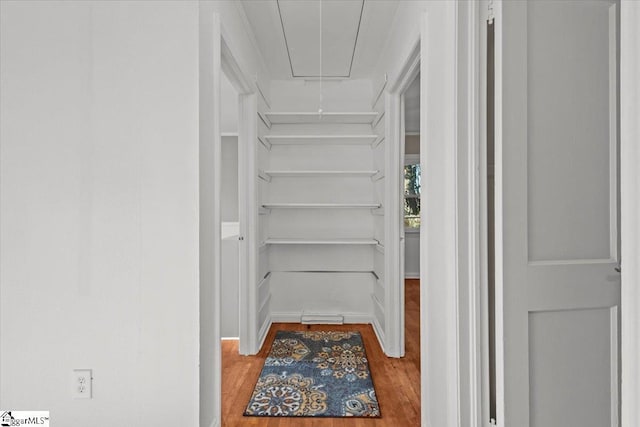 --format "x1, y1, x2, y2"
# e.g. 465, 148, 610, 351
72, 369, 92, 399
